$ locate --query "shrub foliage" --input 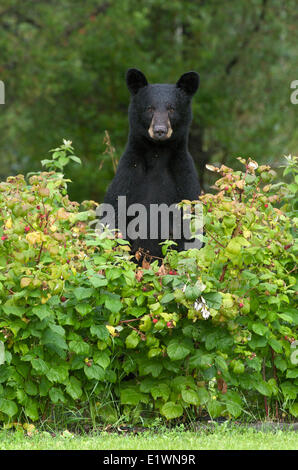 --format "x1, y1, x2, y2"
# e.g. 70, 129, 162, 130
0, 143, 297, 425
